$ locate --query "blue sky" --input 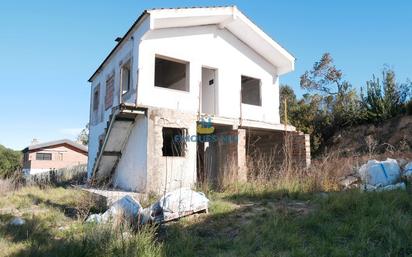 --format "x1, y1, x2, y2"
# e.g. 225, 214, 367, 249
1, 0, 411, 150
